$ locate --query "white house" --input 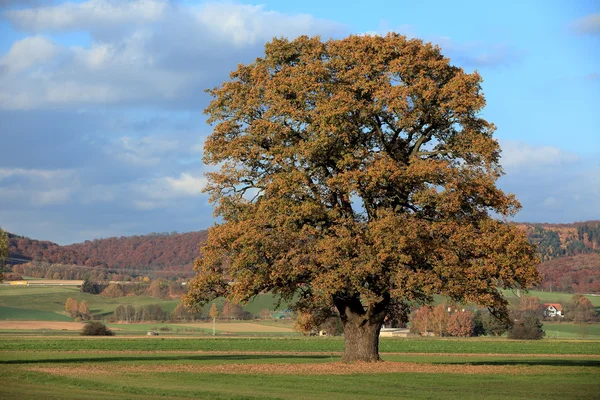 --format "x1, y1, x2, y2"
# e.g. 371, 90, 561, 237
542, 303, 563, 317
